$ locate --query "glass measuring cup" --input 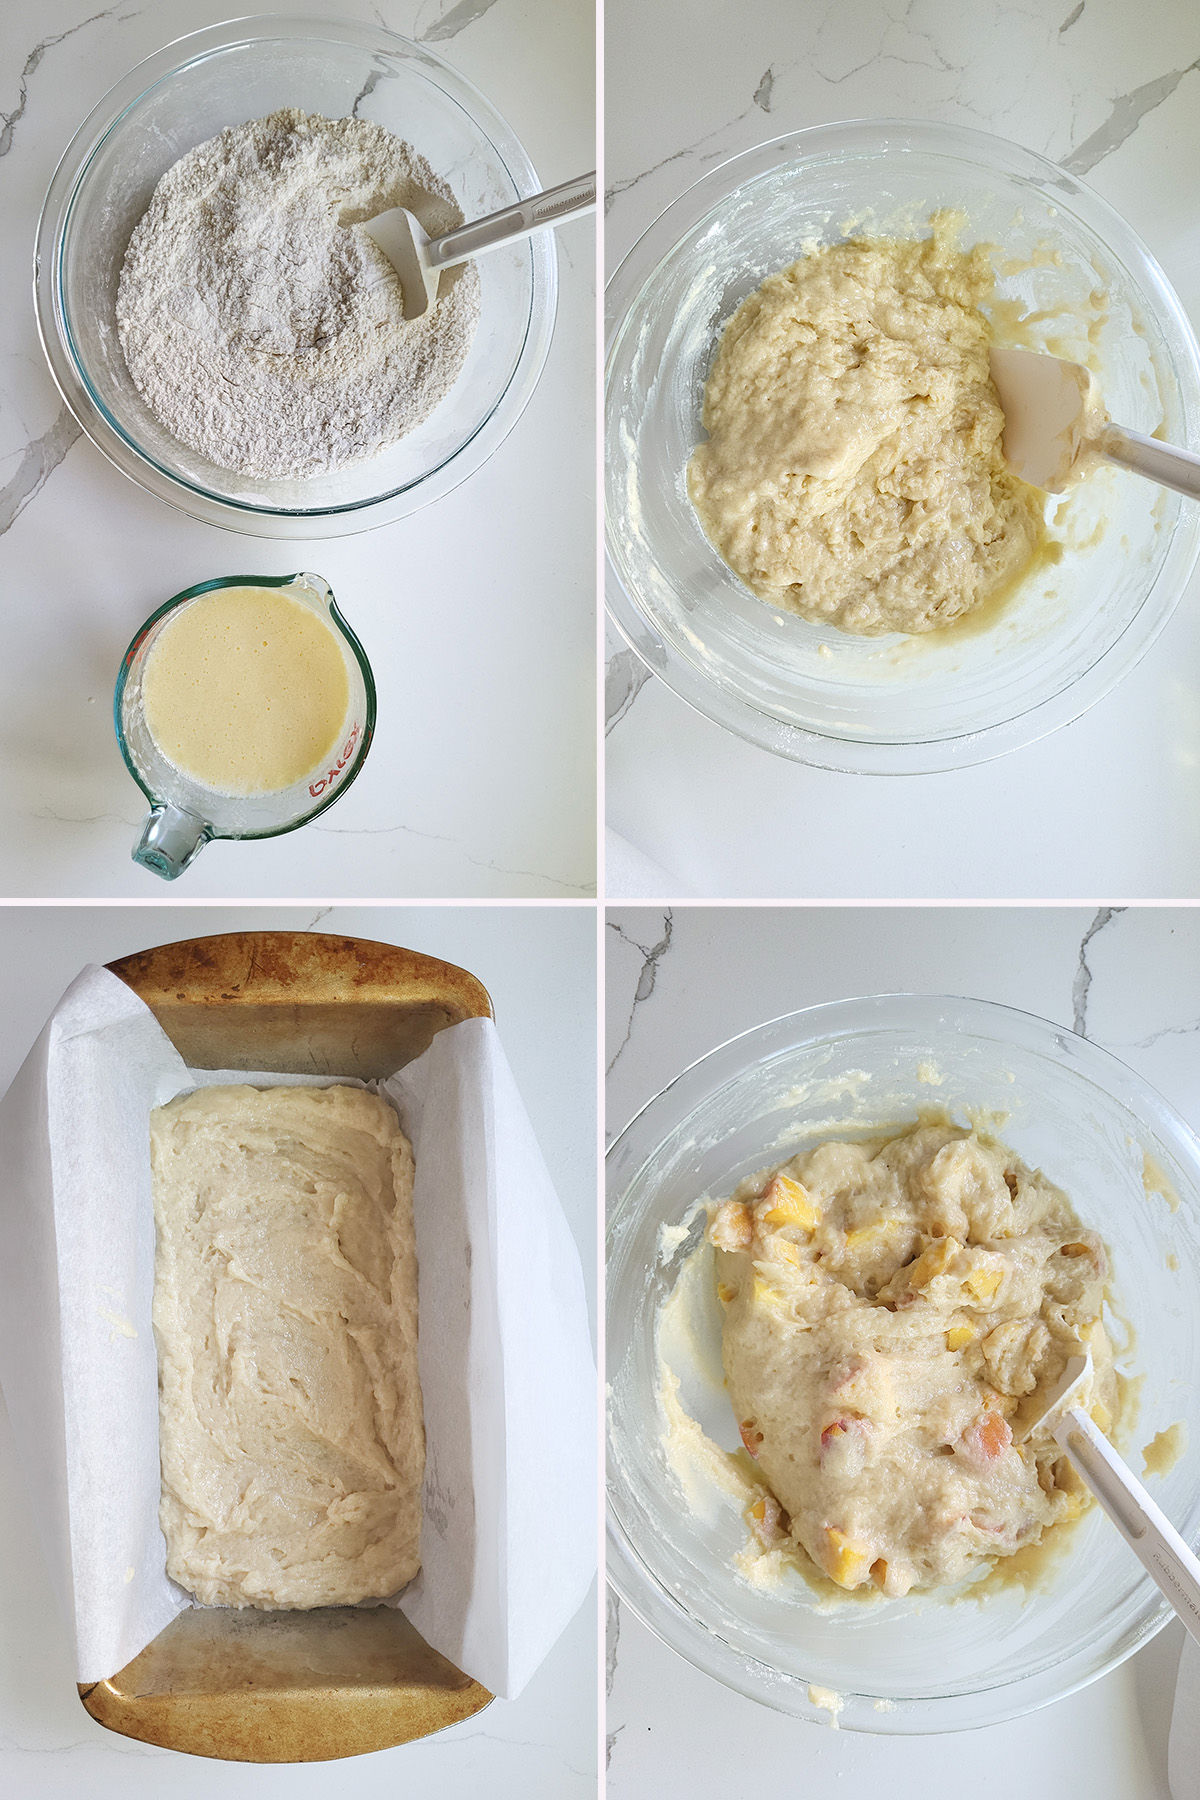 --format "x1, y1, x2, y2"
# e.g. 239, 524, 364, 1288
115, 572, 375, 880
